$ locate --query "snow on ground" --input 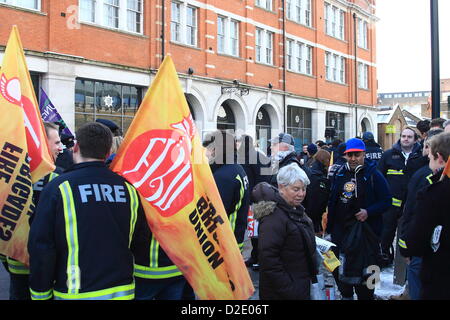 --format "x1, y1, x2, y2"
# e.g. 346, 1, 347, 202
374, 266, 405, 300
